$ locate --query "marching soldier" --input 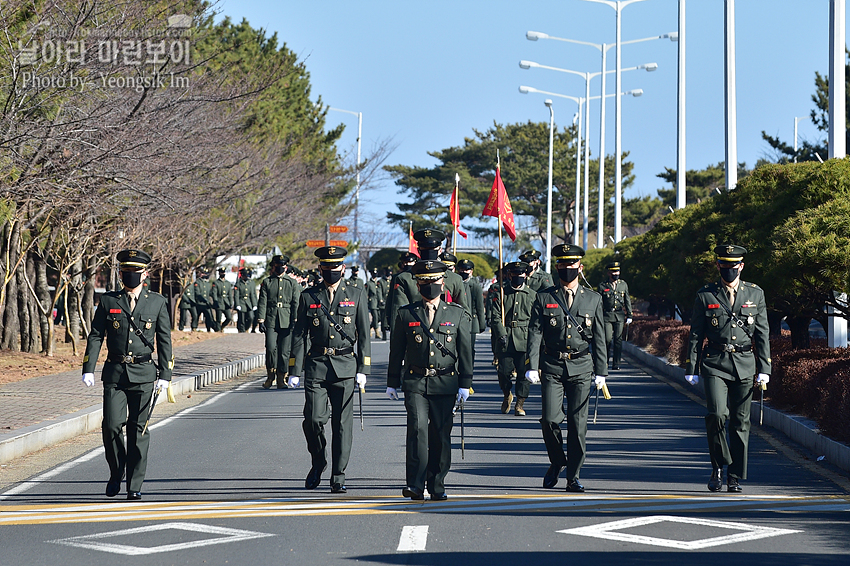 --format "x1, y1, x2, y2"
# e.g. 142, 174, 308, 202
387, 260, 473, 500
684, 245, 771, 493
377, 268, 392, 340
347, 264, 365, 292
366, 268, 381, 339
519, 249, 554, 292
492, 261, 536, 416
82, 249, 173, 500
387, 252, 419, 334
288, 246, 371, 493
211, 267, 234, 331
392, 230, 468, 317
598, 261, 632, 370
233, 267, 258, 333
178, 277, 197, 331
526, 244, 607, 492
193, 268, 215, 332
486, 267, 506, 365
457, 259, 486, 362
257, 255, 299, 389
